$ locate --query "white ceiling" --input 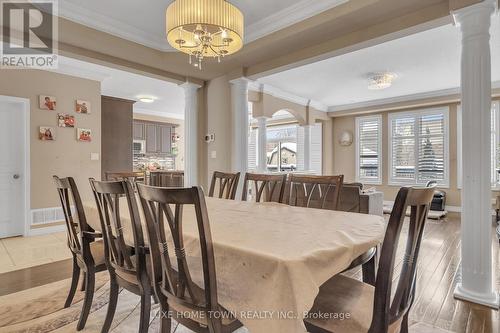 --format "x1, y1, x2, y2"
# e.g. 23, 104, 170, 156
258, 15, 500, 112
49, 56, 185, 119
58, 0, 349, 51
